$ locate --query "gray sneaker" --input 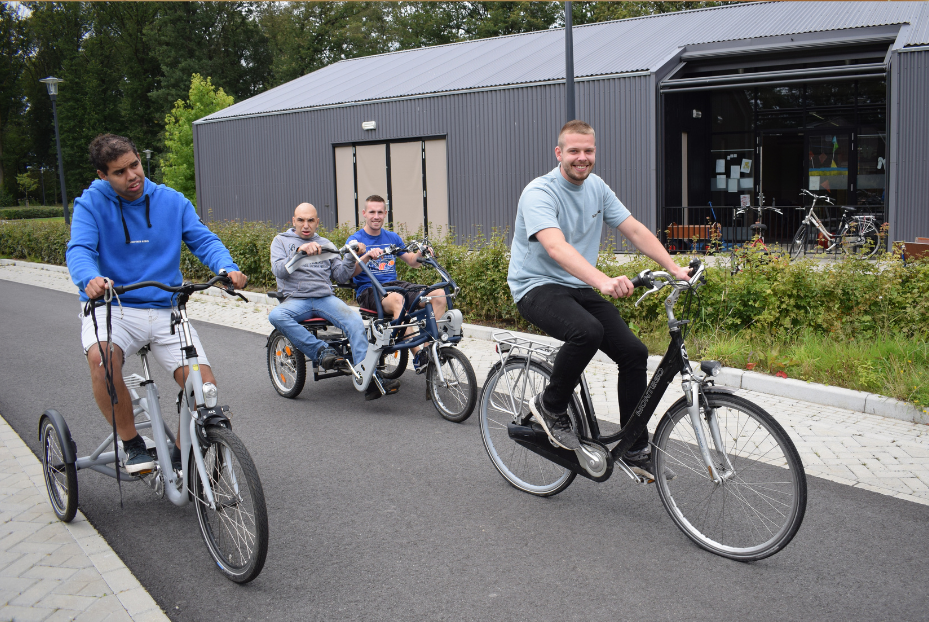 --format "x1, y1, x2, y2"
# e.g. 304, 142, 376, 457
122, 435, 155, 474
623, 447, 676, 483
529, 394, 580, 451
